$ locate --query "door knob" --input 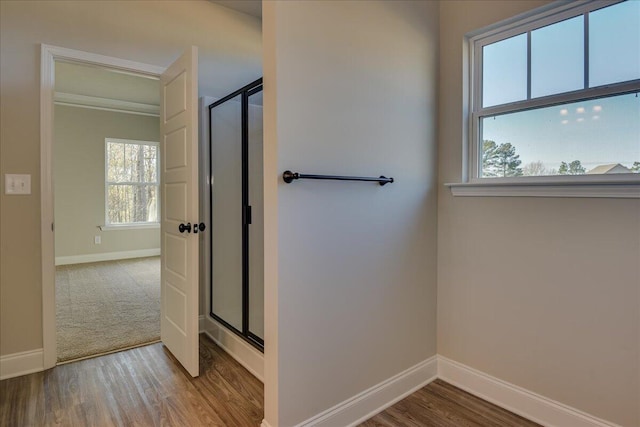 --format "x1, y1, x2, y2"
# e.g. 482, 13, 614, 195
179, 222, 192, 233
193, 222, 206, 234
198, 222, 206, 232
